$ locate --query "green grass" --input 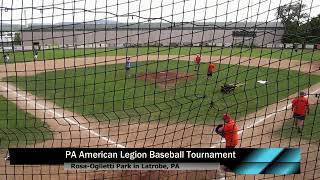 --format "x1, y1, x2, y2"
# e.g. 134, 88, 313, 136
0, 95, 53, 148
7, 60, 320, 125
1, 47, 319, 64
279, 105, 320, 140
